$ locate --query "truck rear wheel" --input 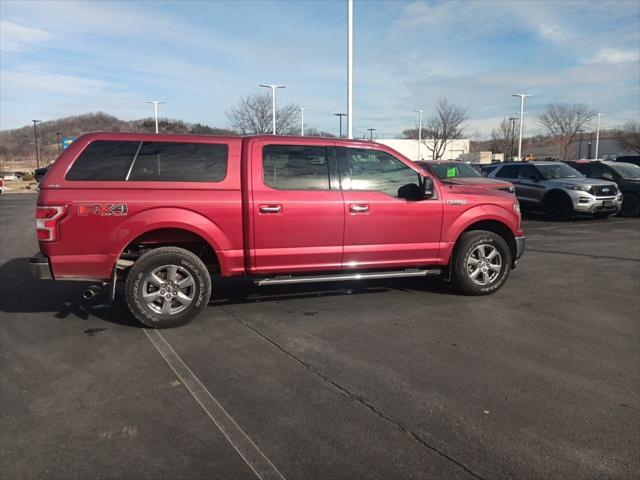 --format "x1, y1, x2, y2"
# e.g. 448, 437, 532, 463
451, 230, 511, 295
125, 247, 212, 328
